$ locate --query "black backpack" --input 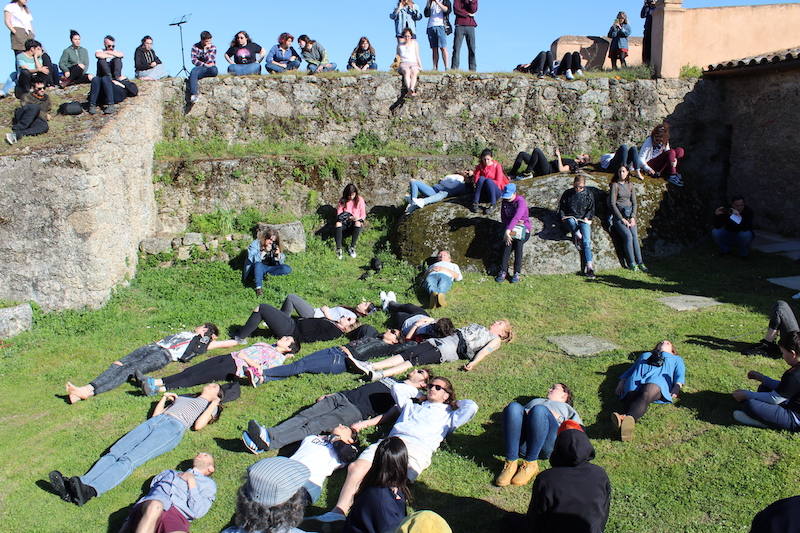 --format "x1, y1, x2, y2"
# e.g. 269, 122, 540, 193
58, 101, 83, 115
